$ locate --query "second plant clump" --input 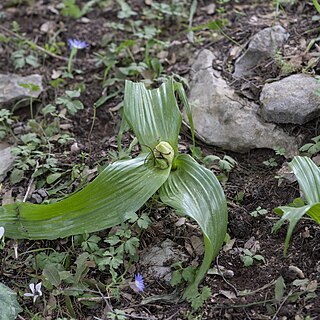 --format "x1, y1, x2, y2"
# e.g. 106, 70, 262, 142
0, 77, 228, 302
